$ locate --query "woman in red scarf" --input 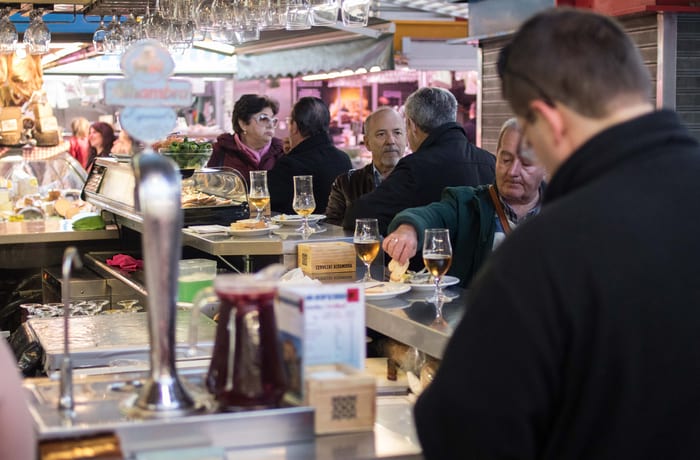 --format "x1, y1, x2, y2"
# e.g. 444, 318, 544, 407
206, 94, 285, 186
